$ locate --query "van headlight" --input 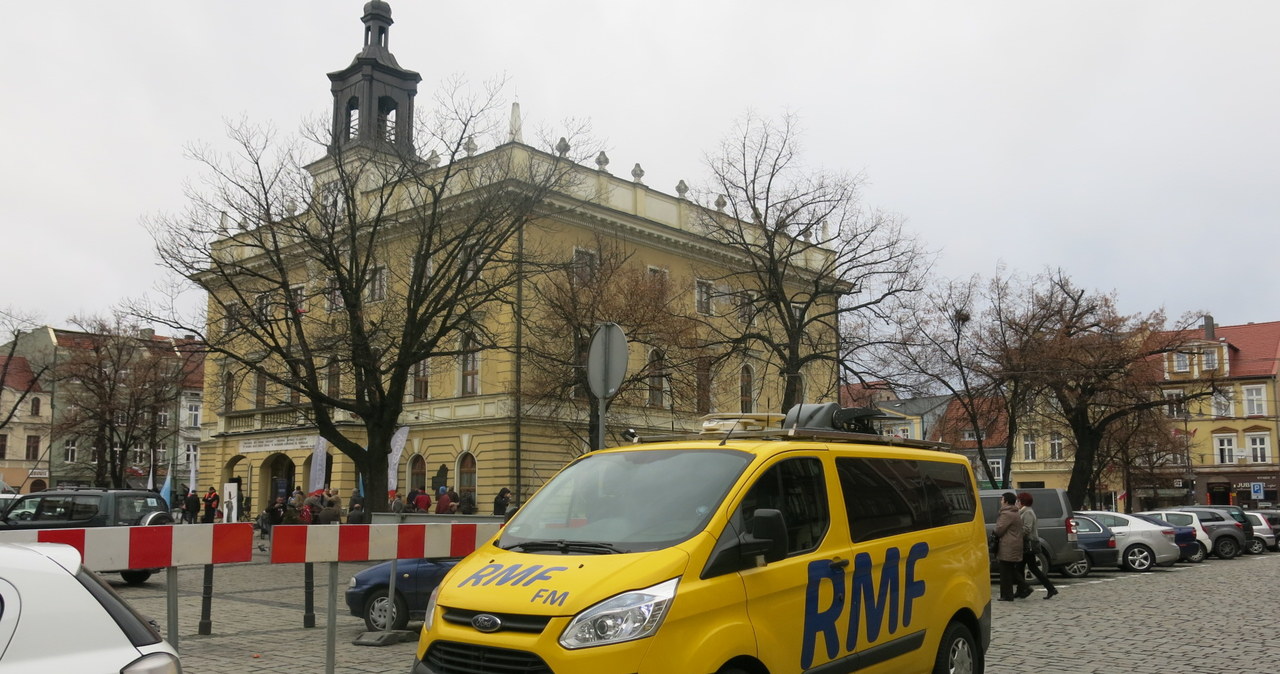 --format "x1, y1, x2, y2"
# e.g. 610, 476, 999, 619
423, 584, 441, 632
558, 578, 678, 649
